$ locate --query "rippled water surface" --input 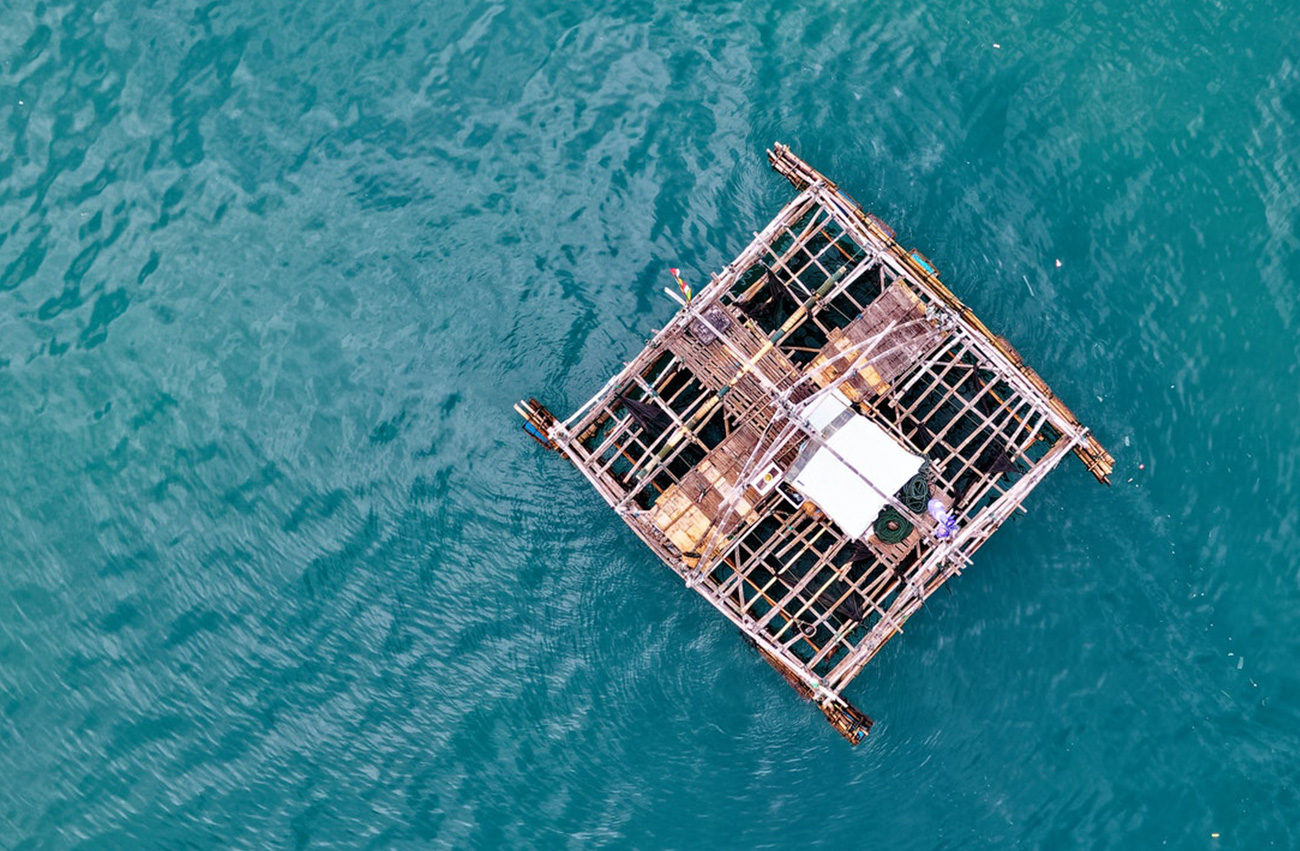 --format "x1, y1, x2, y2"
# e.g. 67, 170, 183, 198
2, 0, 1299, 847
